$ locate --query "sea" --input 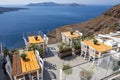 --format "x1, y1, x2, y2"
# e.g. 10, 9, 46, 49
0, 5, 112, 49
